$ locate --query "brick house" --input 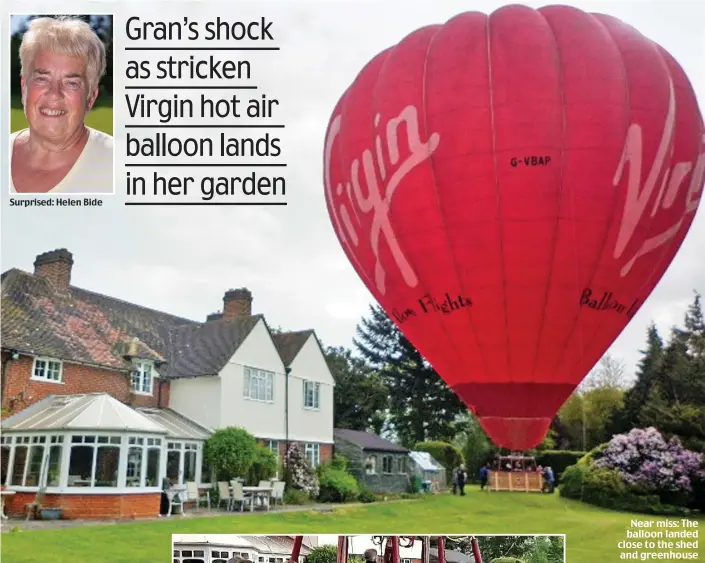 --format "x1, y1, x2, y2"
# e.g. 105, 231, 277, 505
0, 248, 335, 519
